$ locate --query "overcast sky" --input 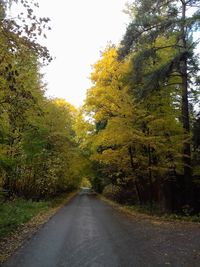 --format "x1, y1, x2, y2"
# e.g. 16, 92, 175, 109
35, 0, 130, 107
